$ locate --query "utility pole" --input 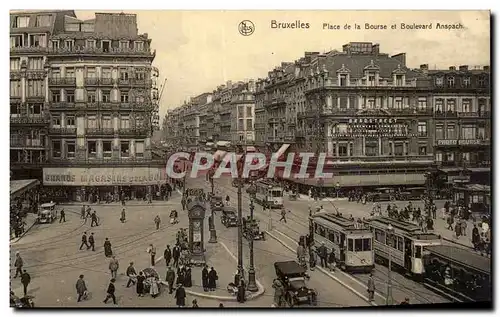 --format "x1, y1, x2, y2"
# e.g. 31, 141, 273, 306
235, 142, 246, 284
